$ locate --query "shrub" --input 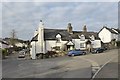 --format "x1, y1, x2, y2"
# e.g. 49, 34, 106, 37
2, 49, 8, 59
